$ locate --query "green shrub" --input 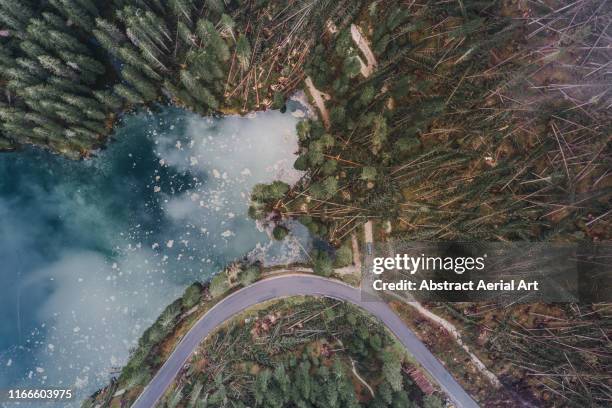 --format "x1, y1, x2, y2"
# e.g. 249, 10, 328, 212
239, 265, 260, 286
181, 282, 203, 309
334, 241, 353, 267
361, 166, 377, 181
272, 225, 289, 240
422, 395, 445, 408
209, 273, 229, 298
312, 249, 333, 277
